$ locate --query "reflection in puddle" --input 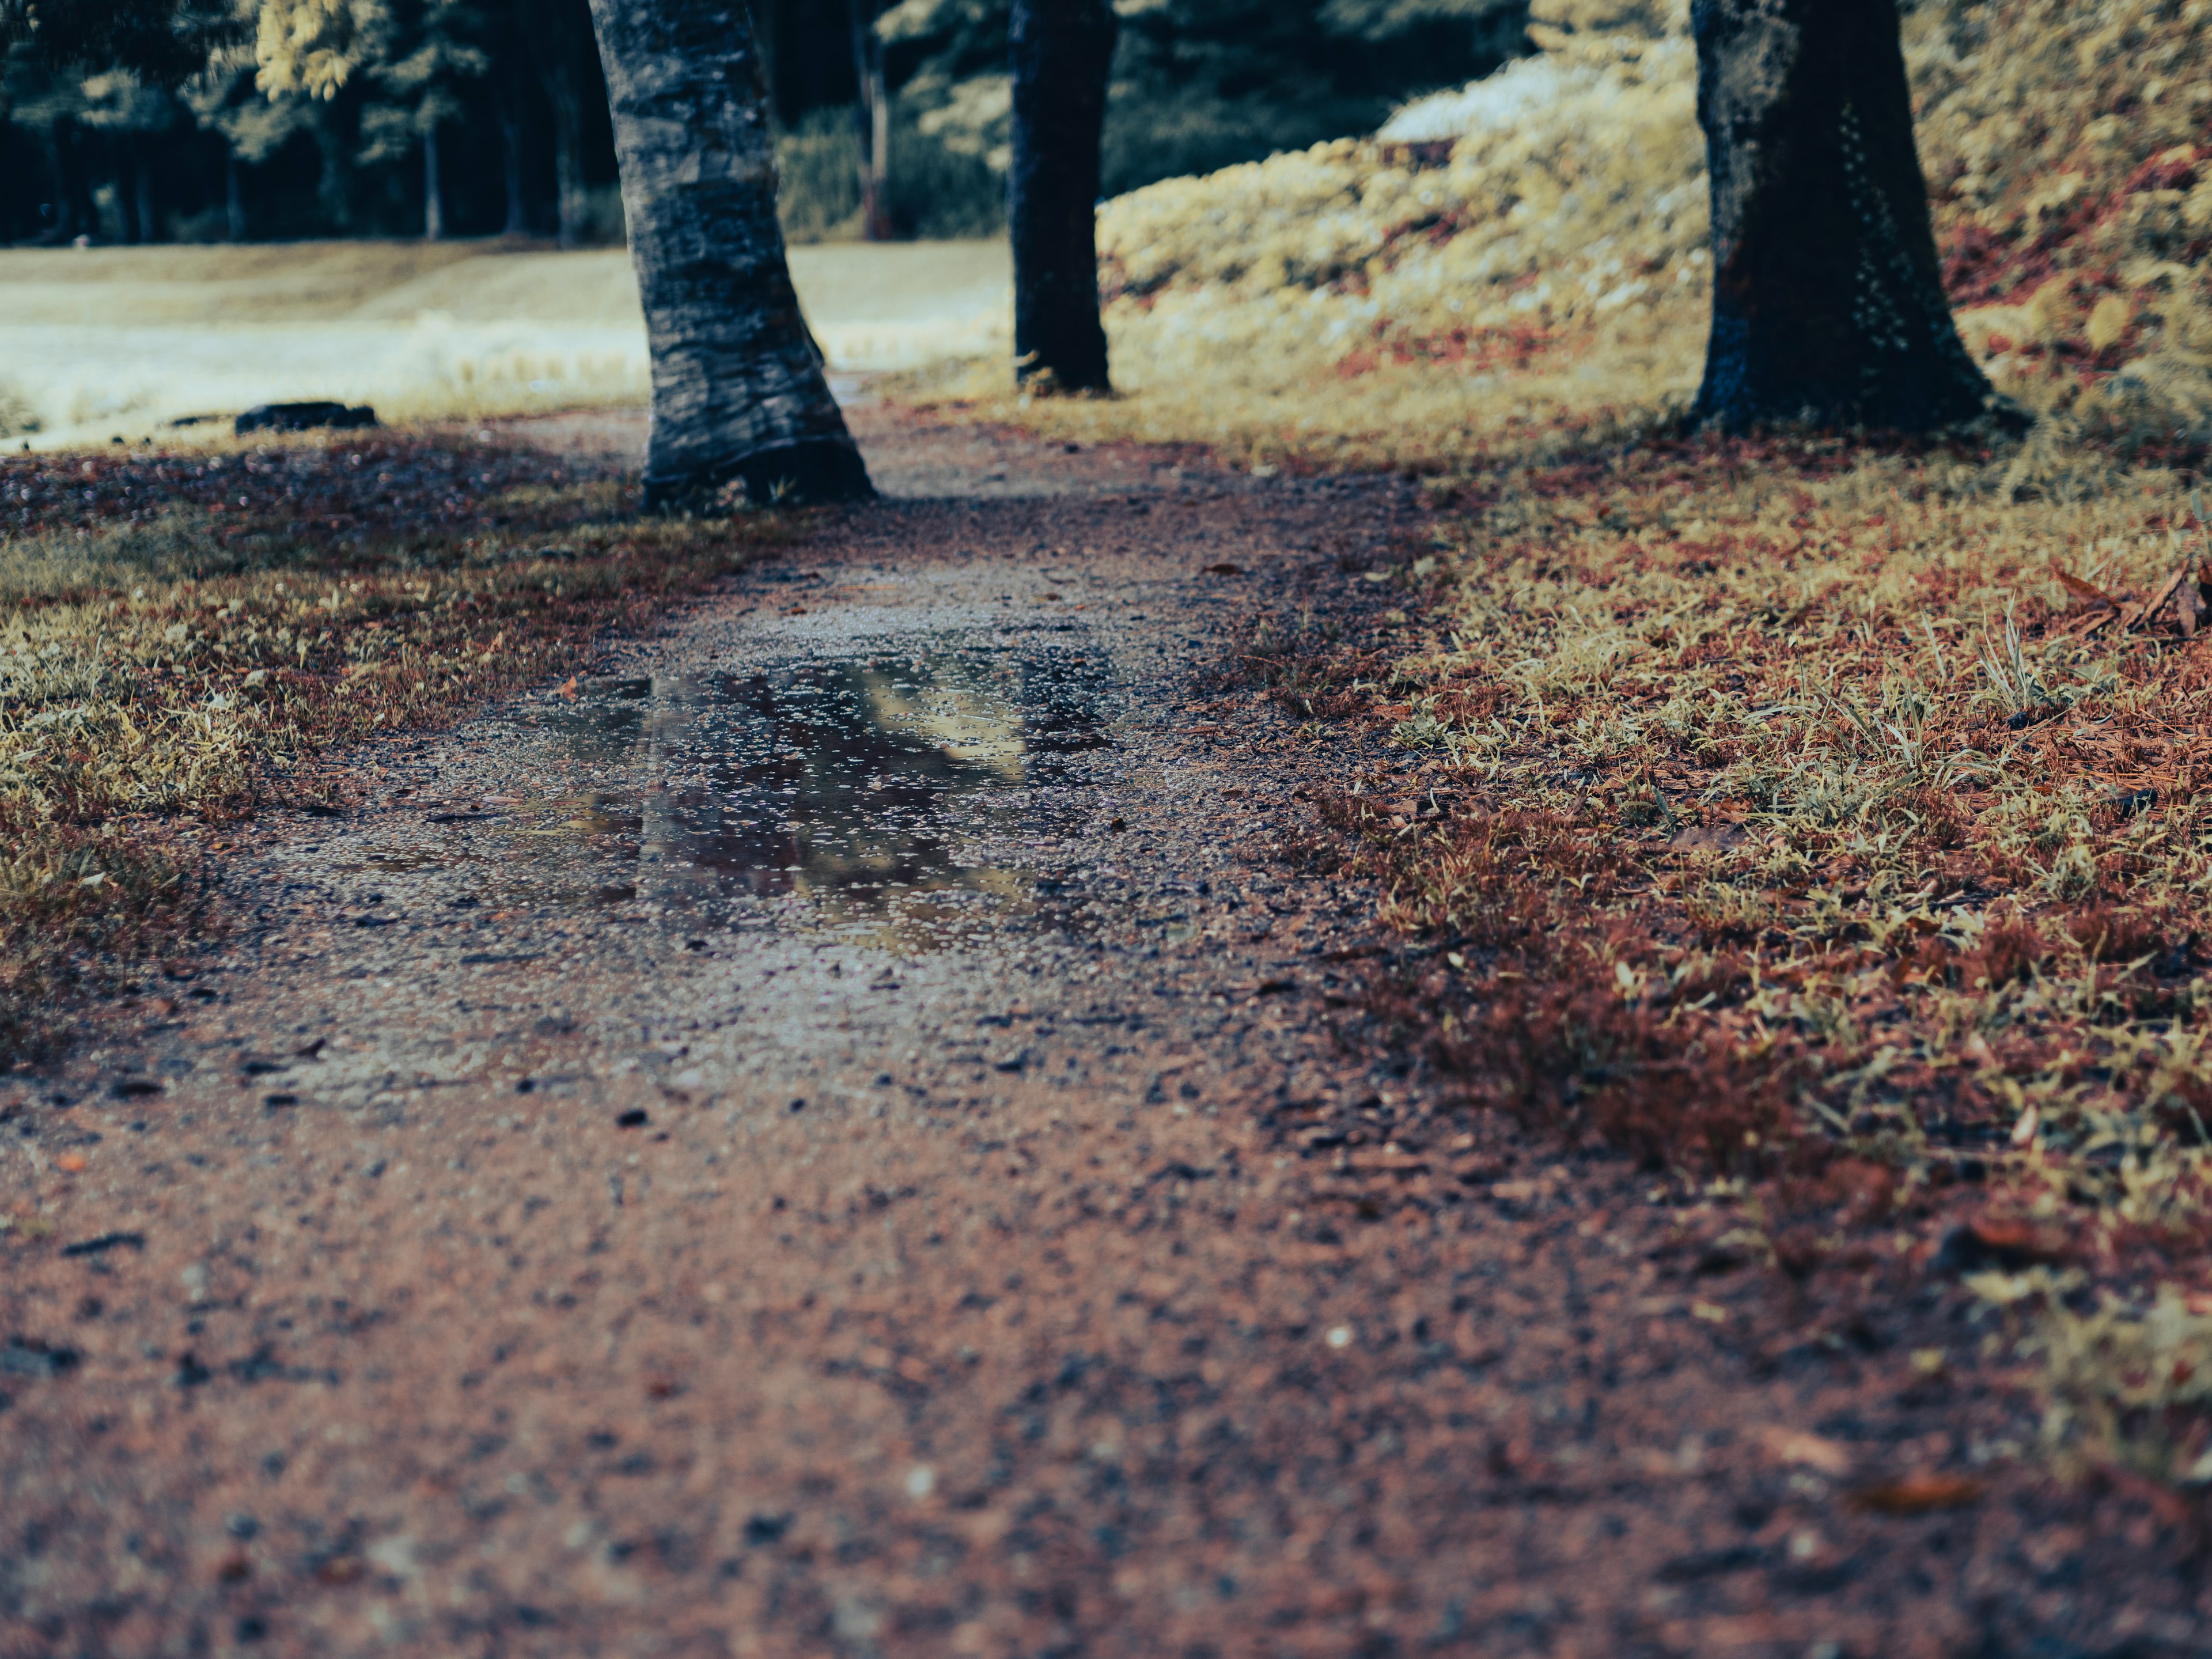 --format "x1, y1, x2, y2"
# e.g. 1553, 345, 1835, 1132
543, 645, 1111, 952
